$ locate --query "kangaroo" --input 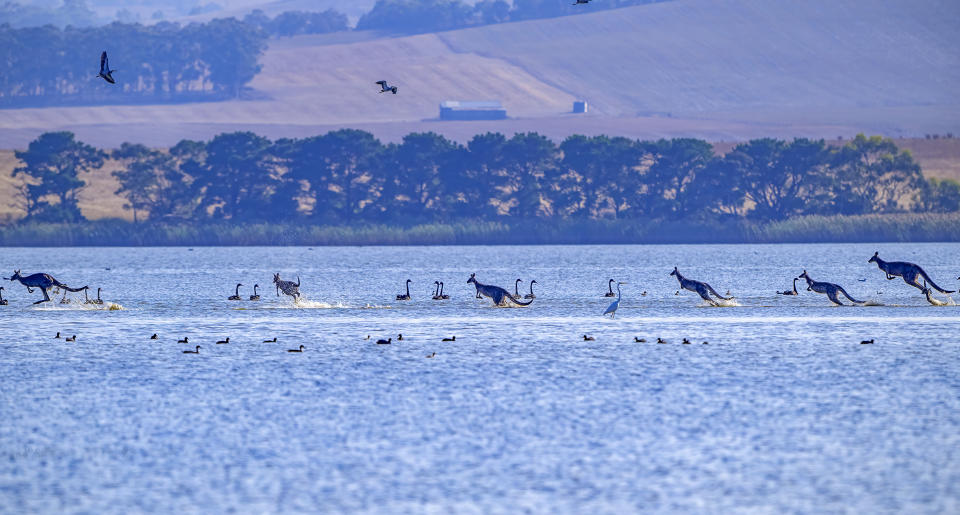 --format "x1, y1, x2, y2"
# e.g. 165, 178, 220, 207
273, 273, 300, 299
868, 252, 953, 294
798, 270, 864, 306
467, 273, 533, 307
669, 267, 732, 306
6, 270, 88, 305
